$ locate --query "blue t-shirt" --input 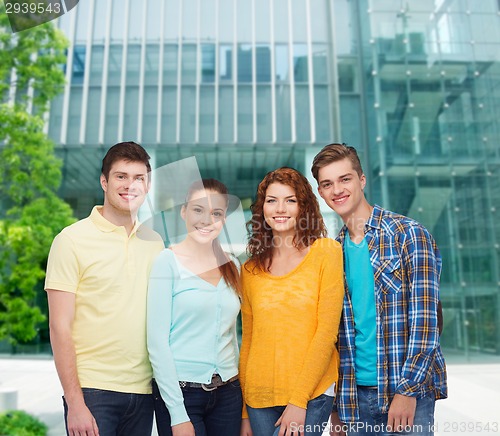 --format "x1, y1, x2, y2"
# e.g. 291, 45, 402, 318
344, 231, 377, 386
